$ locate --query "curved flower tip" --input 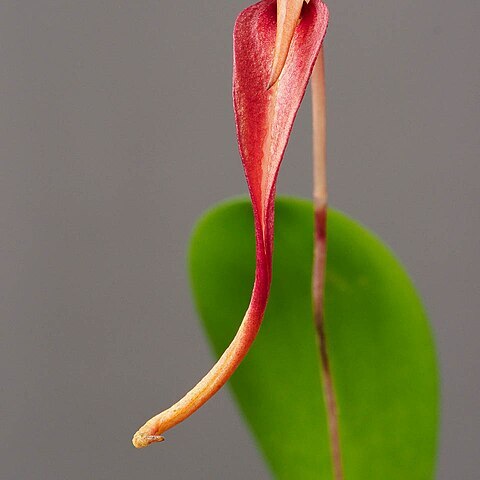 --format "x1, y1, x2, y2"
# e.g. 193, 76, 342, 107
267, 0, 310, 89
132, 0, 328, 447
132, 433, 164, 449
